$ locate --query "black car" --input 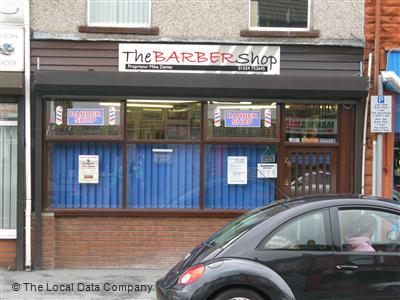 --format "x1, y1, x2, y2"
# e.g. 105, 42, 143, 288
156, 195, 400, 300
